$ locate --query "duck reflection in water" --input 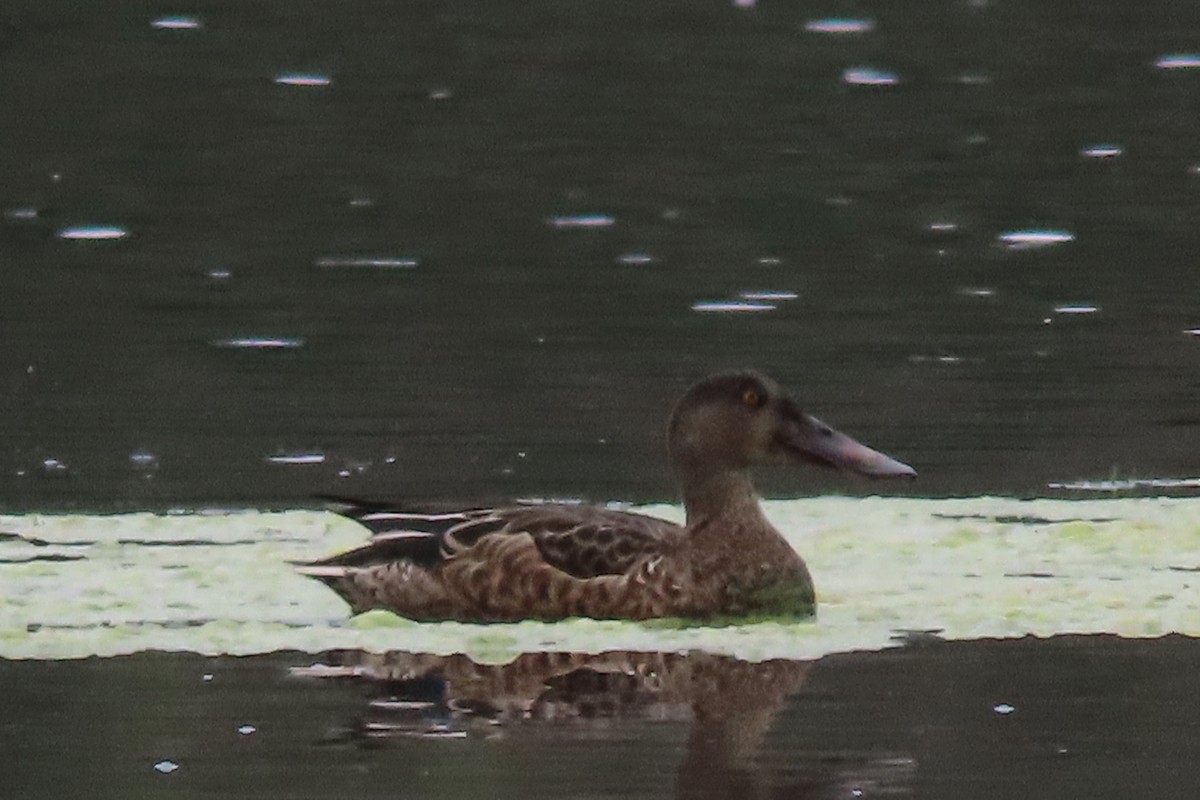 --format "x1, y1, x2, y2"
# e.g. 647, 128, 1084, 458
292, 649, 914, 799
